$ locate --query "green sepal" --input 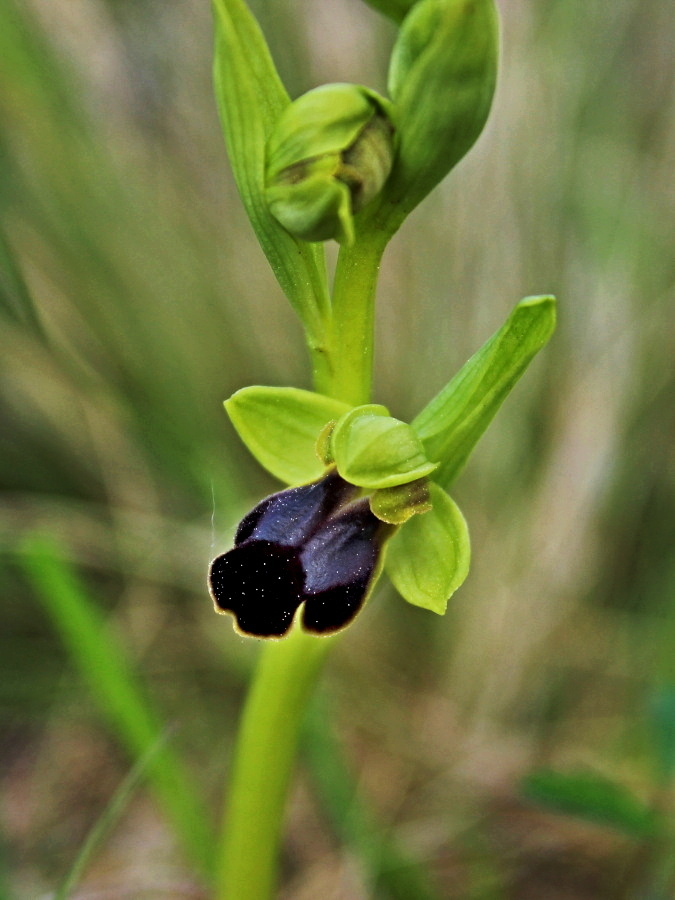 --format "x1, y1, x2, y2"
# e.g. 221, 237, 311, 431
212, 0, 330, 342
372, 0, 499, 234
385, 482, 470, 614
225, 386, 350, 485
413, 295, 556, 488
369, 478, 432, 525
331, 405, 438, 489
